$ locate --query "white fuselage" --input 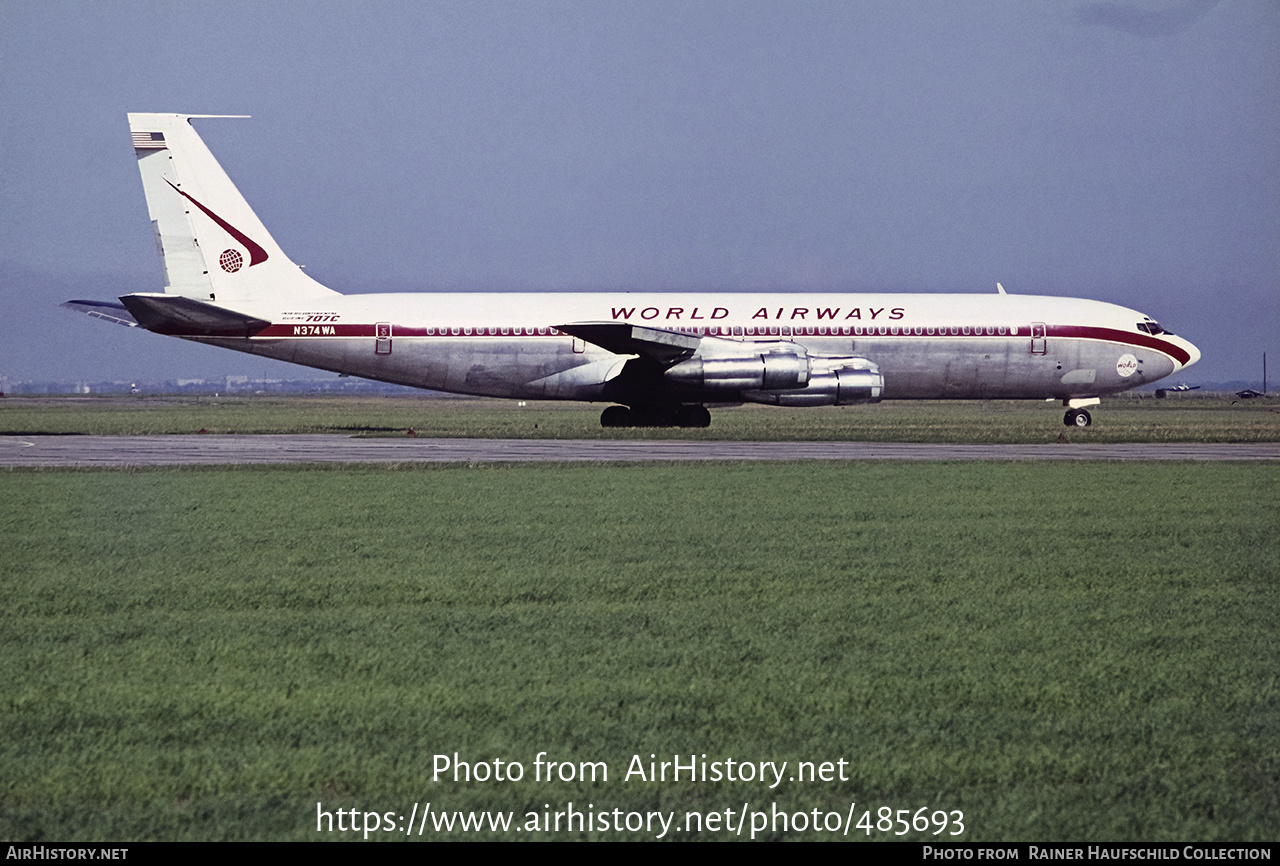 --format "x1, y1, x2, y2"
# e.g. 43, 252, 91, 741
190, 290, 1199, 404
